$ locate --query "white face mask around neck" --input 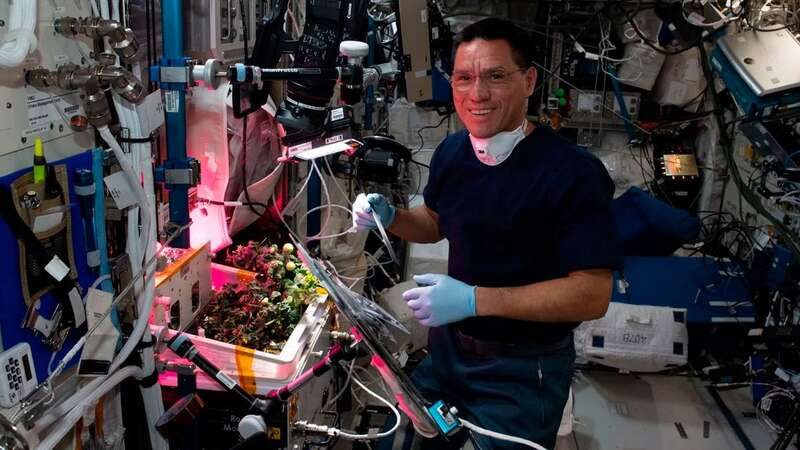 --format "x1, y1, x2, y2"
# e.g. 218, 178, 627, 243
469, 119, 528, 166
